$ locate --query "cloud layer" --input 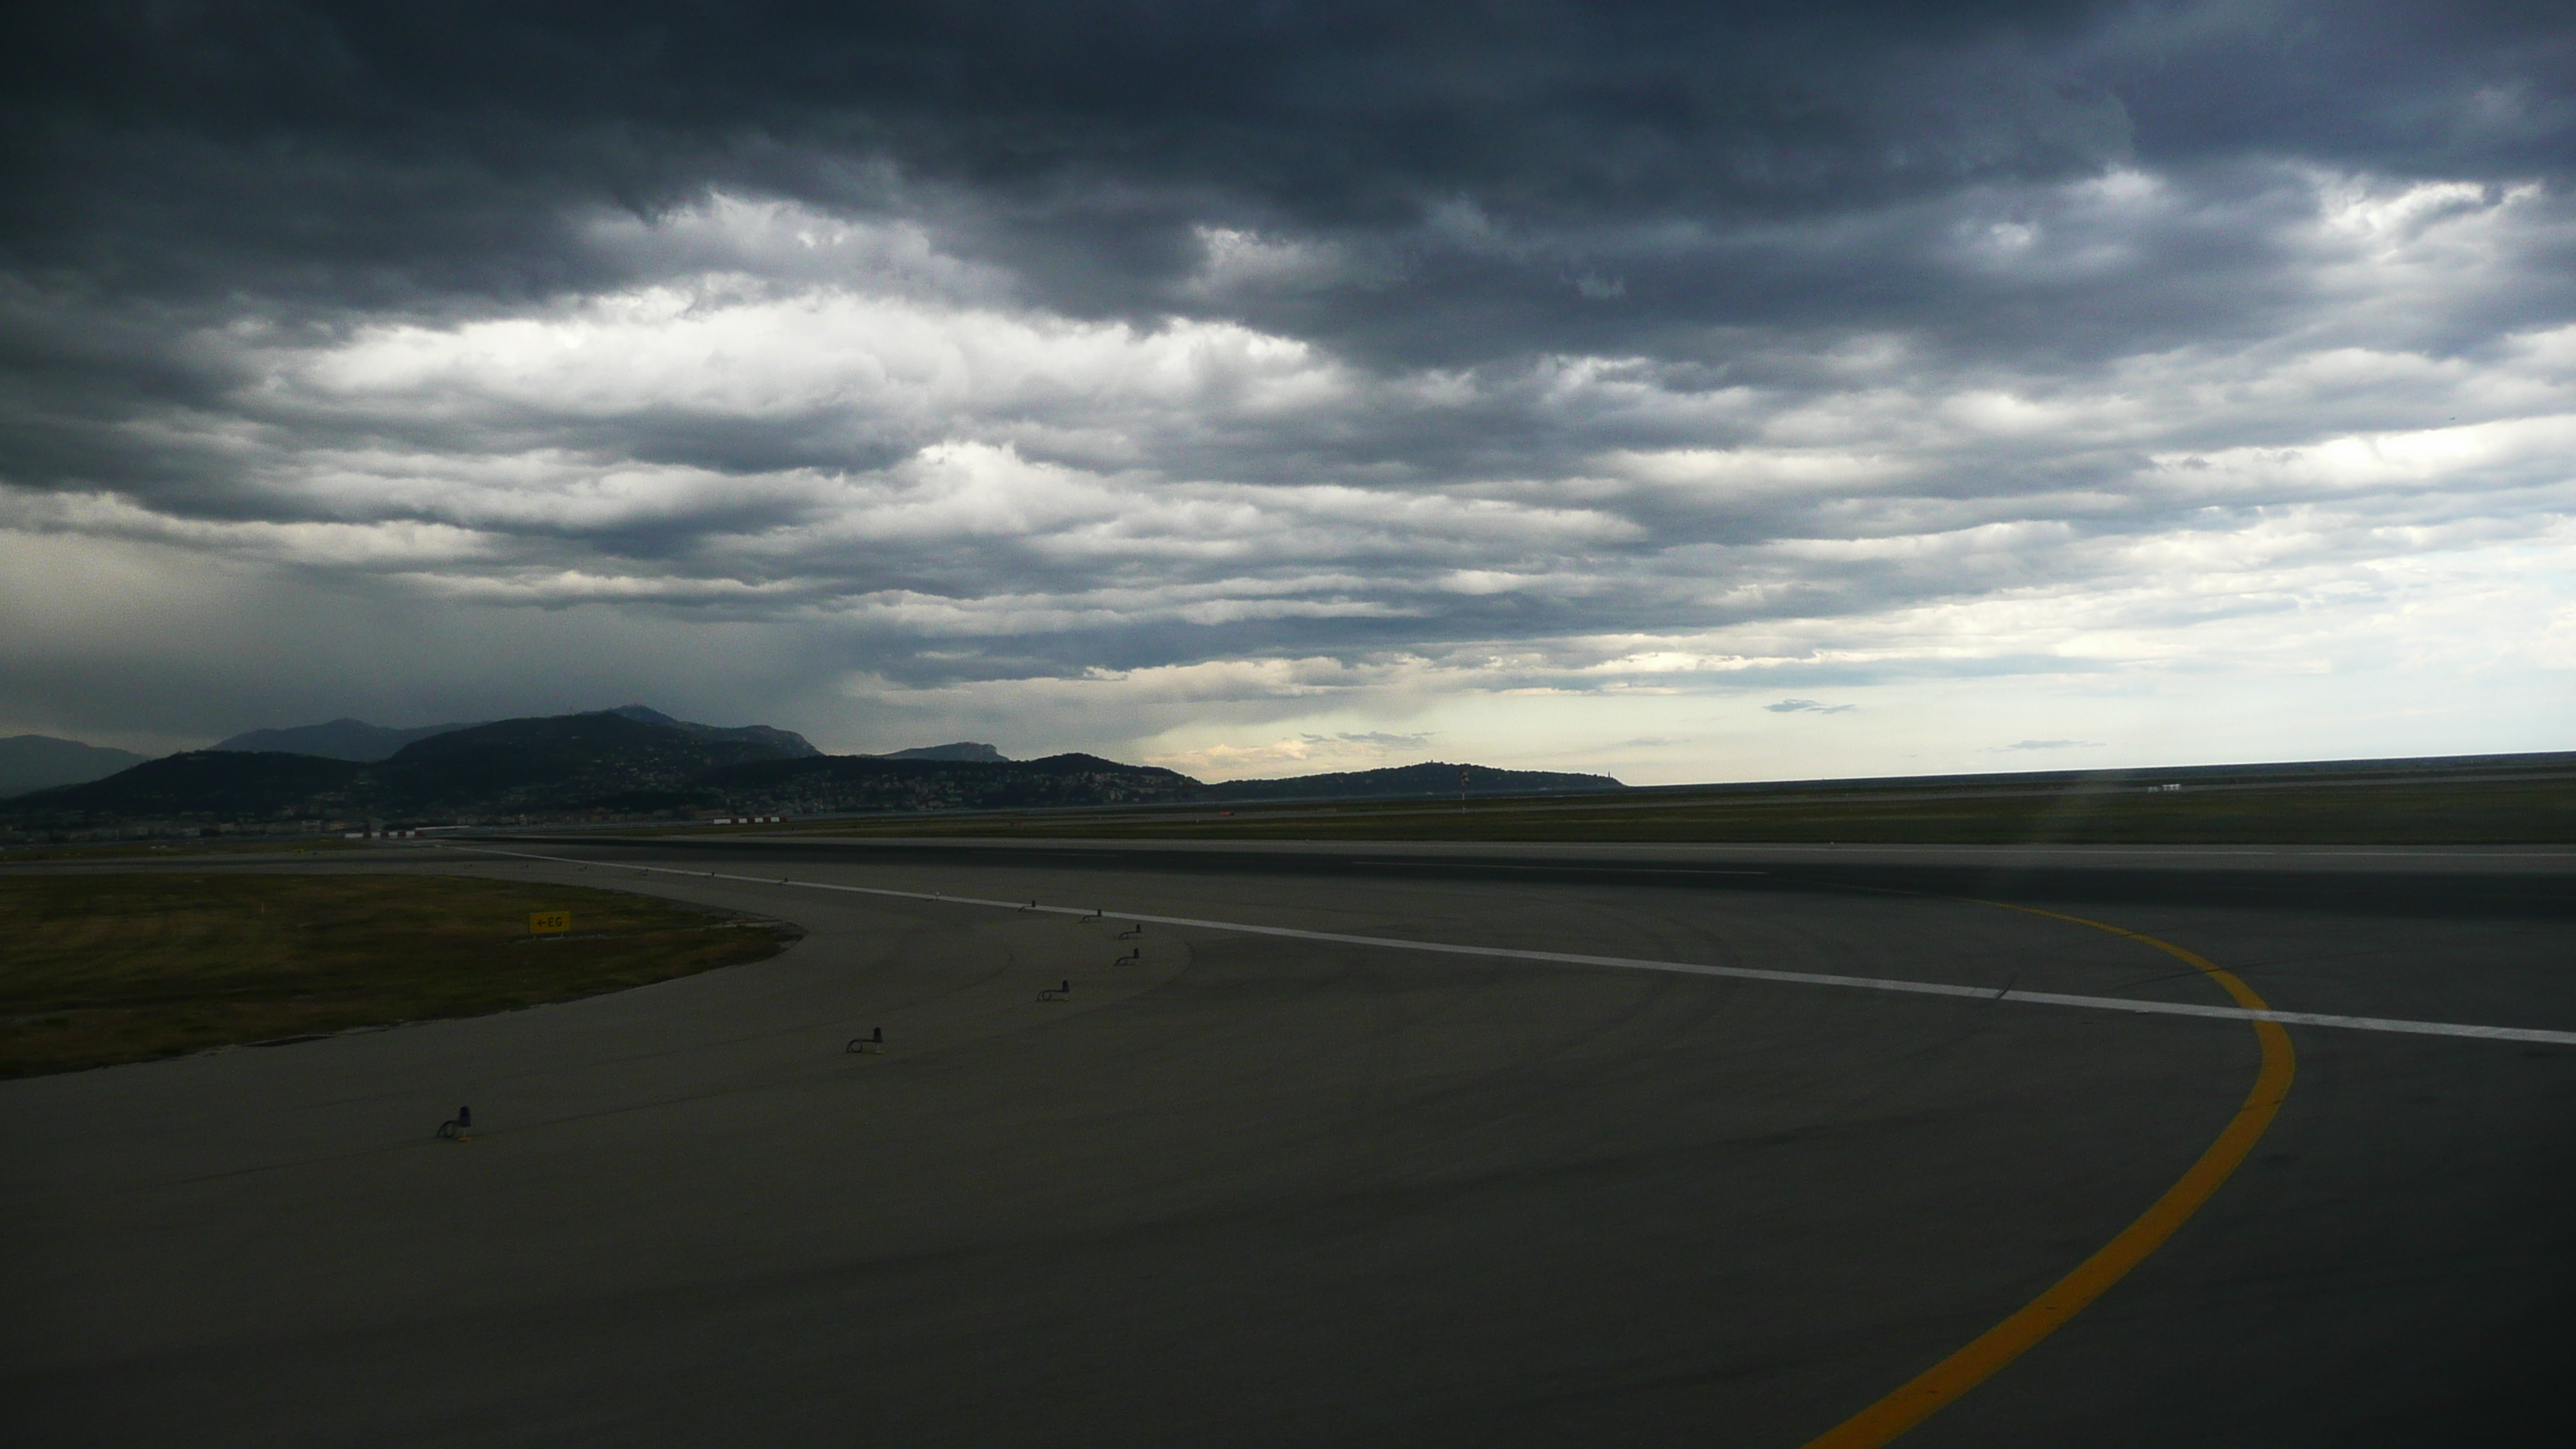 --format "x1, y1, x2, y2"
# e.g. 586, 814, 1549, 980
3, 3, 2571, 776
